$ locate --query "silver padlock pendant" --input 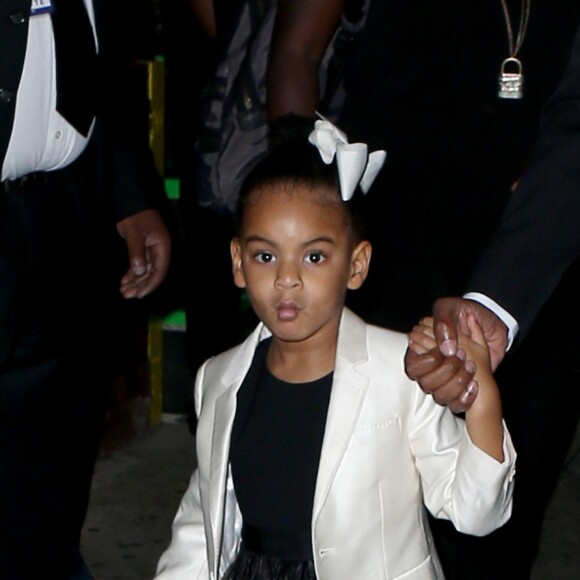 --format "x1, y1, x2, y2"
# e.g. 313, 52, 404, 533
498, 57, 524, 99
